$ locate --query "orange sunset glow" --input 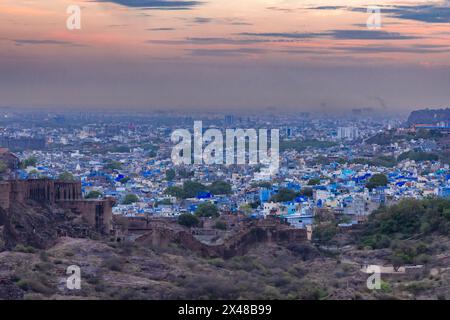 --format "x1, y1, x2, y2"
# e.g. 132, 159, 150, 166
1, 0, 450, 111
